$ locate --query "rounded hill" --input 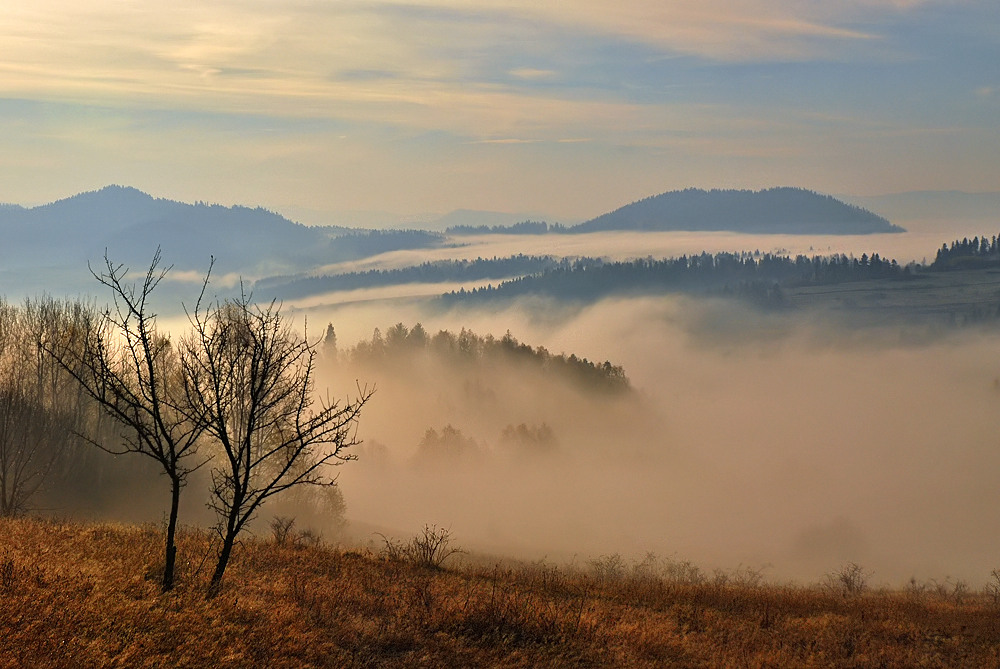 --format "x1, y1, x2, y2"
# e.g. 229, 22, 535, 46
573, 187, 903, 235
